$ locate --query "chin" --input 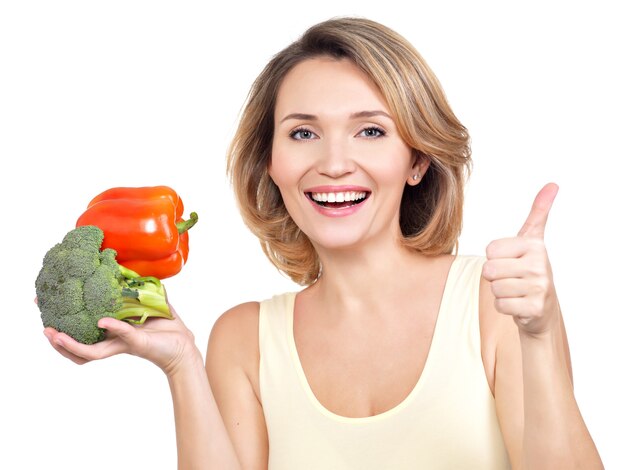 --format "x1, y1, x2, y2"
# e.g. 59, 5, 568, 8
306, 229, 373, 252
